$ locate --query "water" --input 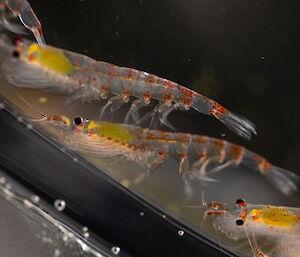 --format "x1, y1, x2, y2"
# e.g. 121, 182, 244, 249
0, 169, 115, 257
0, 1, 299, 256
